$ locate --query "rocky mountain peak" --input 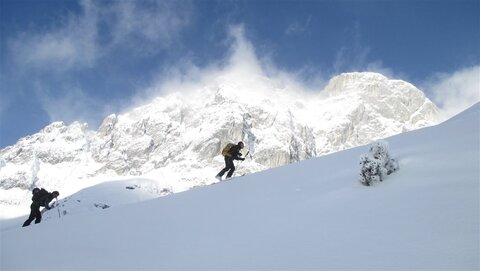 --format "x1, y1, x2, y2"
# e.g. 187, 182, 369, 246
0, 72, 440, 214
324, 72, 404, 96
